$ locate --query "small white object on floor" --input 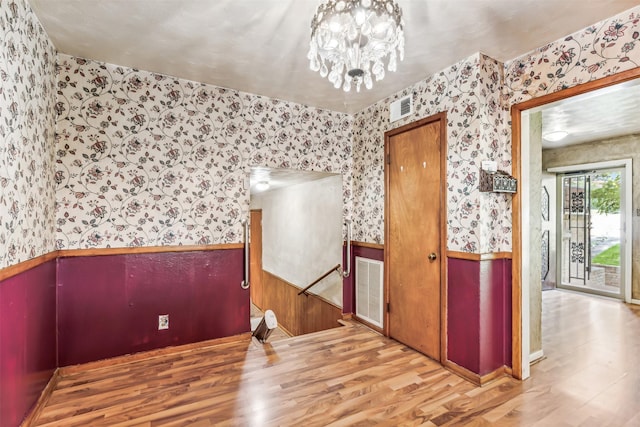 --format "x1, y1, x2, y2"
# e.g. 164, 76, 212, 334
250, 317, 262, 331
252, 309, 278, 343
264, 309, 277, 329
